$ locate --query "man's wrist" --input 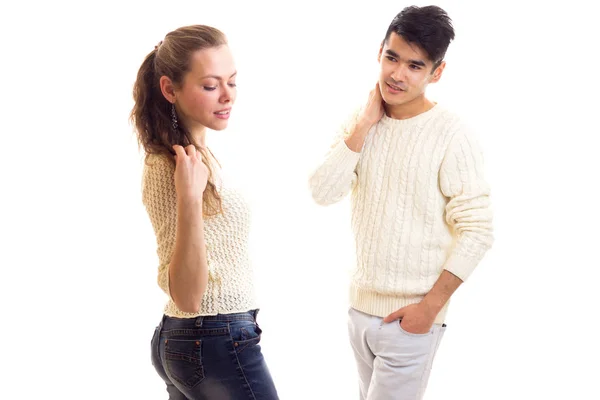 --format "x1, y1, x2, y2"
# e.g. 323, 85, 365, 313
420, 294, 445, 318
356, 116, 376, 132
